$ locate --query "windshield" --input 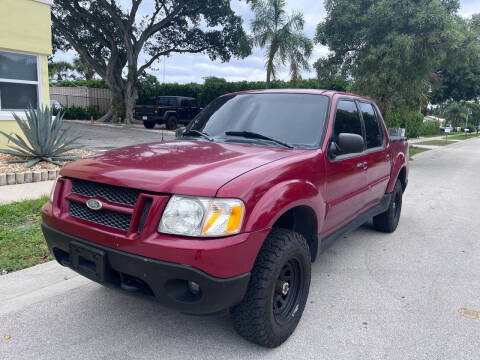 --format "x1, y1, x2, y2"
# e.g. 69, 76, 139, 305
186, 93, 330, 148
